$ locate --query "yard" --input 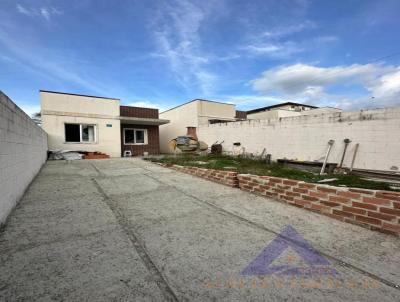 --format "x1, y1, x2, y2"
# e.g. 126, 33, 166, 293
149, 154, 398, 191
